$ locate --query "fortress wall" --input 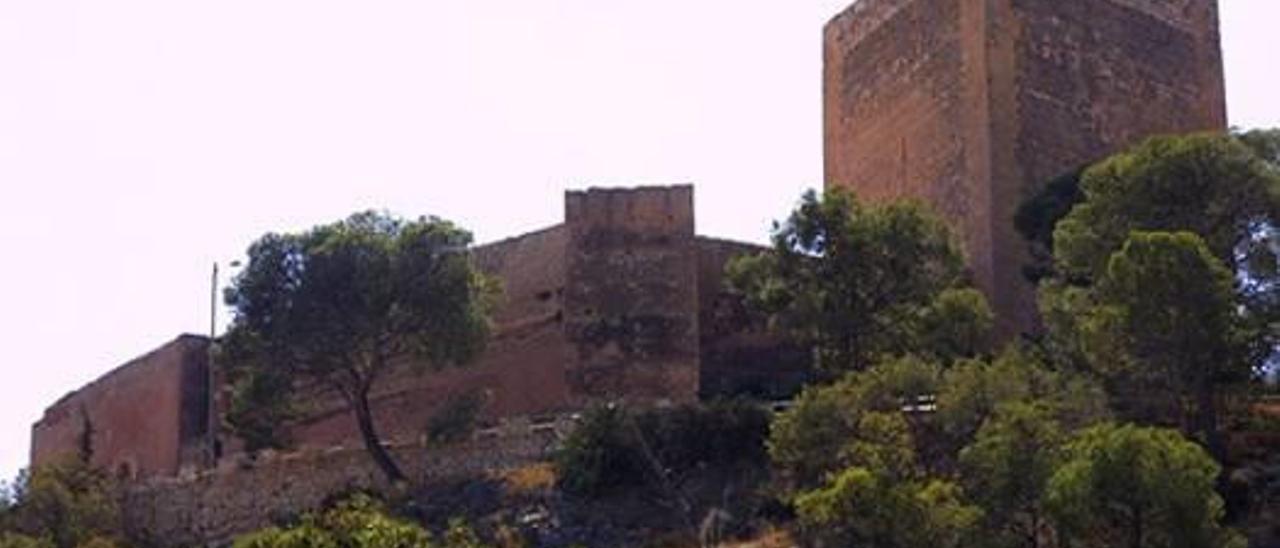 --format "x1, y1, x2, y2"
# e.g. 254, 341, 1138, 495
695, 238, 812, 398
563, 186, 700, 405
124, 416, 571, 547
286, 226, 573, 449
31, 336, 209, 479
823, 0, 995, 300
993, 0, 1227, 331
824, 0, 1227, 337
